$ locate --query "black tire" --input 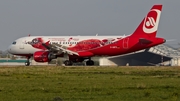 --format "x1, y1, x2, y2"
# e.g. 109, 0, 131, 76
86, 60, 94, 66
25, 61, 30, 66
64, 60, 73, 66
